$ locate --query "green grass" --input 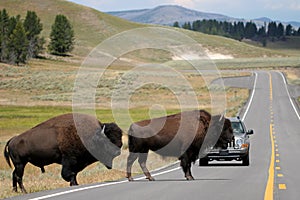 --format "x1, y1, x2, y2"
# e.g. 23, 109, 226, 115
214, 57, 300, 69
0, 0, 143, 58
245, 36, 300, 57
